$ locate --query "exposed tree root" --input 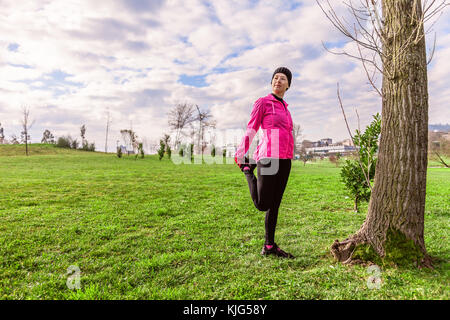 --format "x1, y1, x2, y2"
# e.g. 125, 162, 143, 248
331, 232, 434, 269
330, 237, 358, 264
419, 254, 434, 269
